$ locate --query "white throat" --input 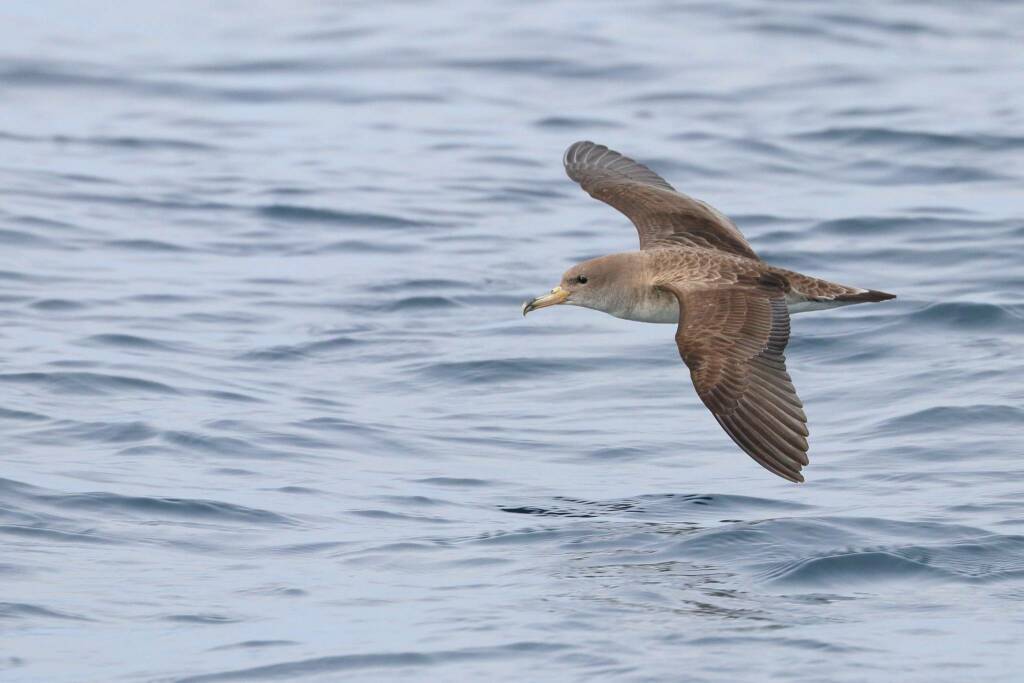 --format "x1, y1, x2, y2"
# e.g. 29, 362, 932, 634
597, 287, 679, 324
